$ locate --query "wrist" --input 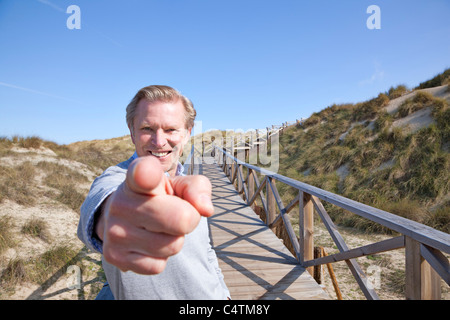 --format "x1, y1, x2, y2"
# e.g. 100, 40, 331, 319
94, 195, 111, 242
